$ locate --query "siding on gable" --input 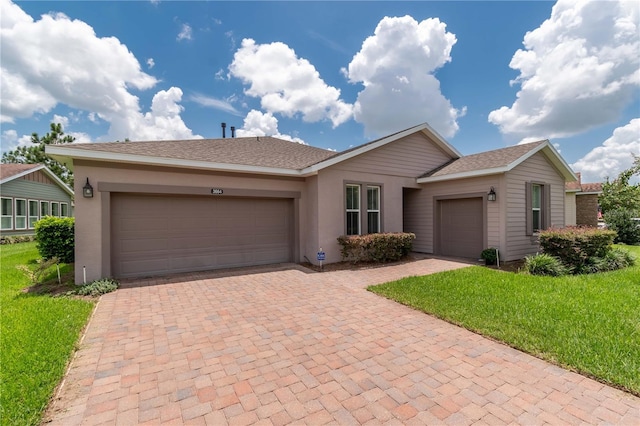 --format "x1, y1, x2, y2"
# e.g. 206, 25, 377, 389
330, 132, 454, 177
1, 178, 72, 202
505, 152, 566, 260
21, 170, 55, 185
